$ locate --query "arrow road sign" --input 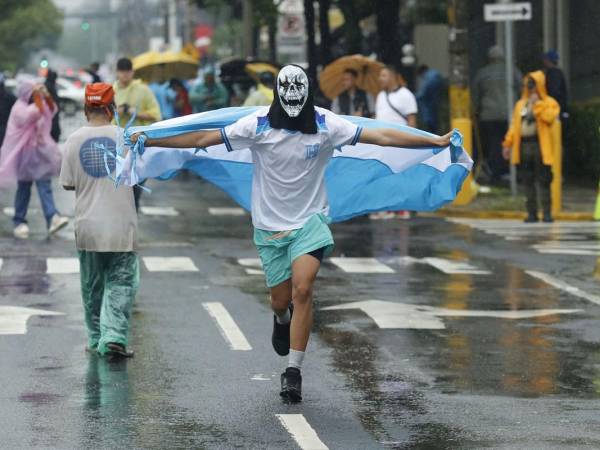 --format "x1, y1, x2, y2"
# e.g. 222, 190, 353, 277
0, 306, 64, 335
484, 2, 532, 22
323, 300, 580, 330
